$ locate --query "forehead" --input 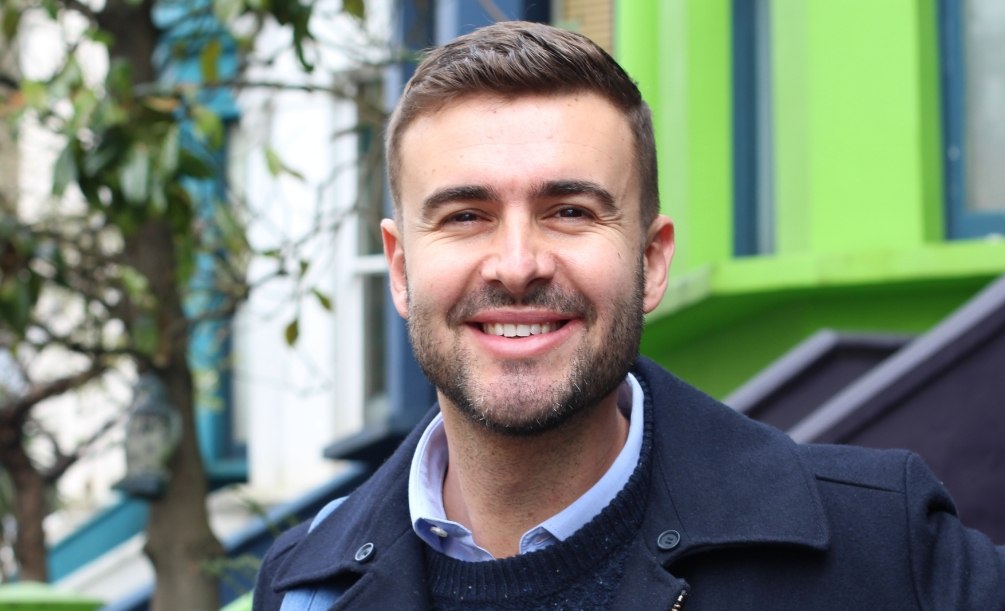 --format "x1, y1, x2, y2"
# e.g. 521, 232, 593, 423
396, 93, 637, 215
